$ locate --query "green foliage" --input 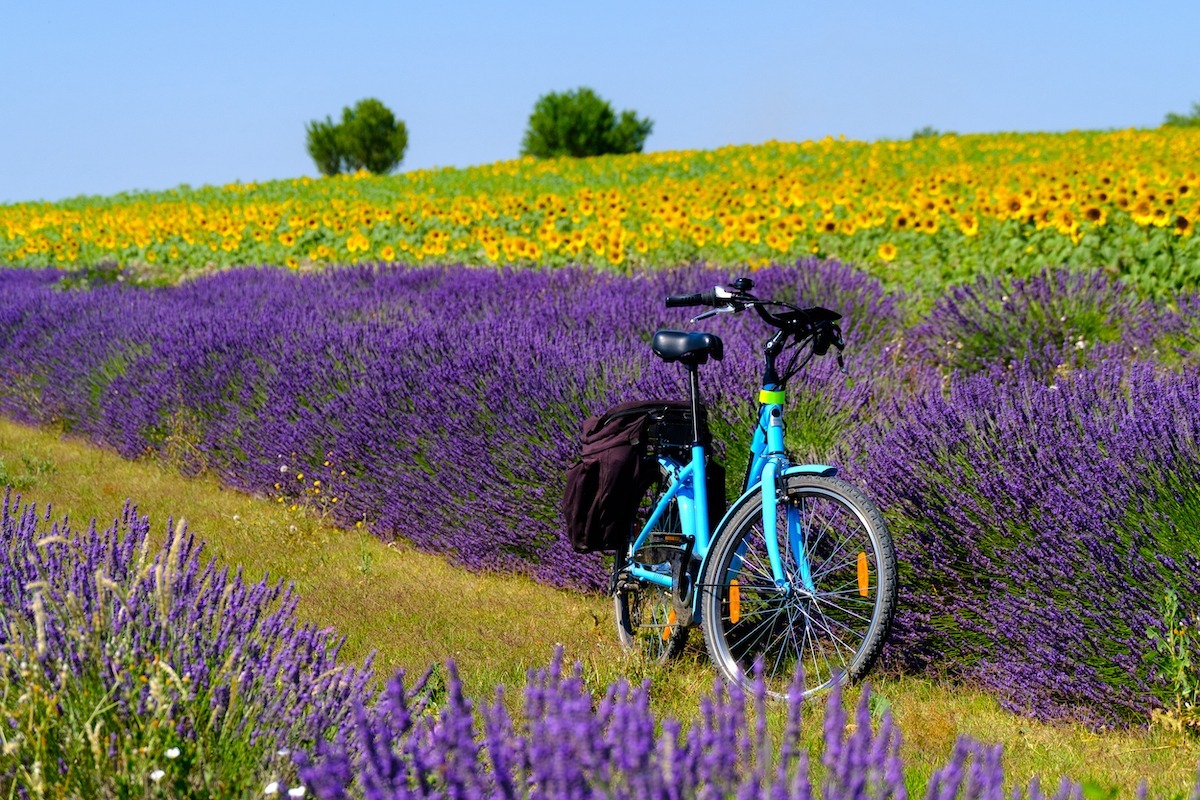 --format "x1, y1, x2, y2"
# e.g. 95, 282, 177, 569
1163, 102, 1200, 128
911, 126, 959, 140
1080, 781, 1120, 800
520, 87, 653, 158
305, 116, 343, 177
1147, 588, 1200, 734
305, 98, 408, 176
0, 454, 55, 490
